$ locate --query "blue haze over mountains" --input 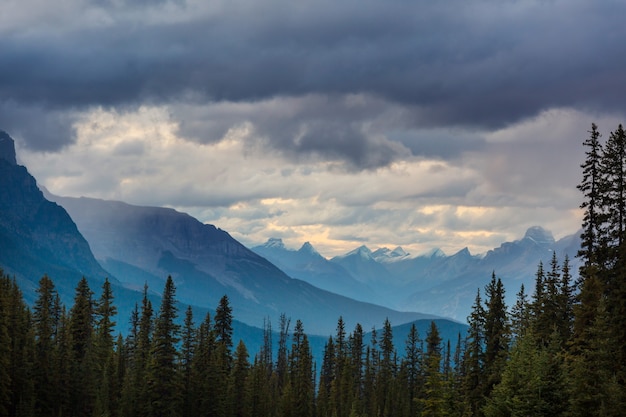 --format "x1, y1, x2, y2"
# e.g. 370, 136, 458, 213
253, 227, 581, 321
